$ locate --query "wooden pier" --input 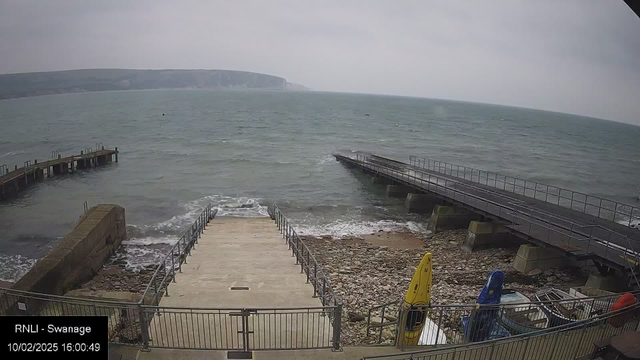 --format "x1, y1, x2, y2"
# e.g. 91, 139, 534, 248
0, 147, 118, 201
